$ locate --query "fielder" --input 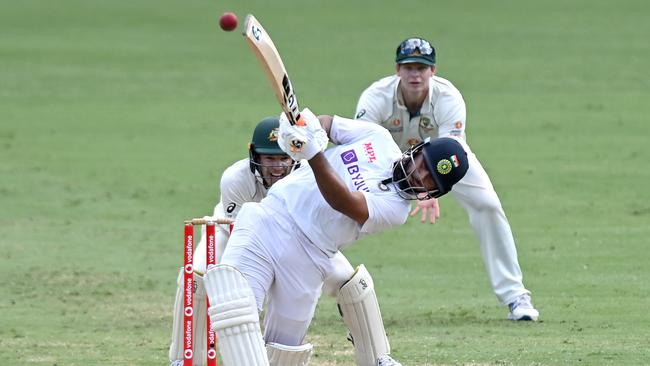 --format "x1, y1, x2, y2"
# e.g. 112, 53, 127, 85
202, 109, 469, 366
169, 117, 400, 366
354, 37, 538, 320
